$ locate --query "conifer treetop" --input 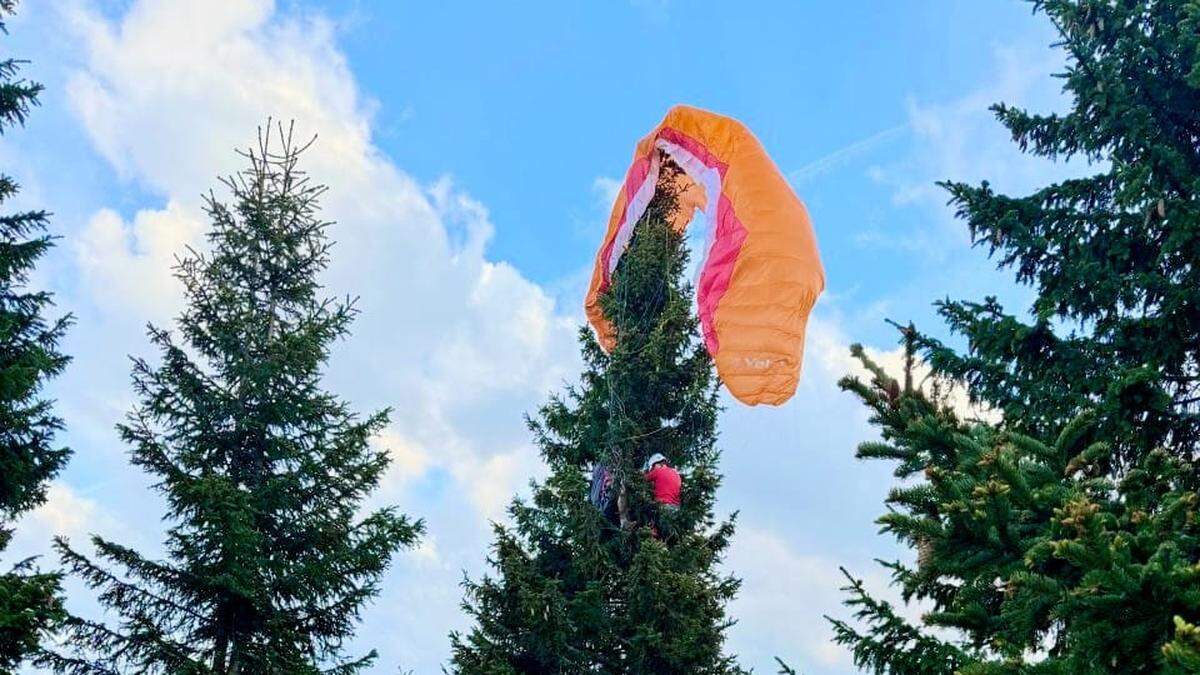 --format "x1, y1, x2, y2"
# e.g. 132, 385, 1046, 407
828, 2, 1200, 672
46, 122, 421, 675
